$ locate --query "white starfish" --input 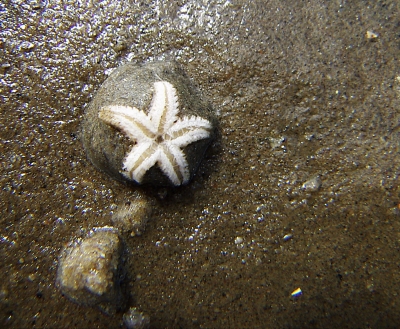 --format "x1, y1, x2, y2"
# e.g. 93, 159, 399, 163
99, 81, 212, 186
